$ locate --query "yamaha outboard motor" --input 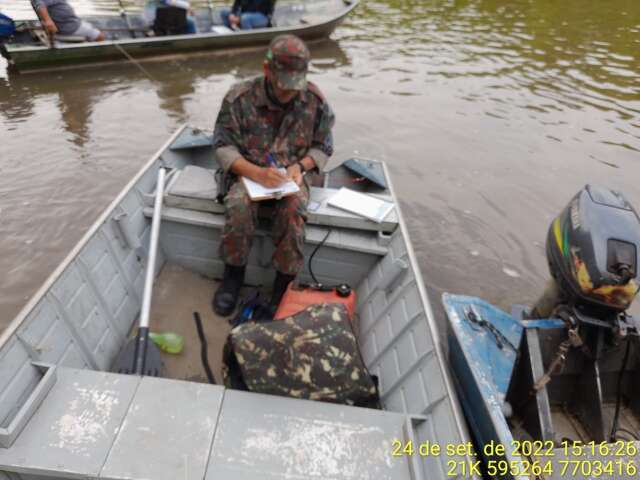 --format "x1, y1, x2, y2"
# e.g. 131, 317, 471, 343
533, 185, 640, 318
512, 185, 640, 444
